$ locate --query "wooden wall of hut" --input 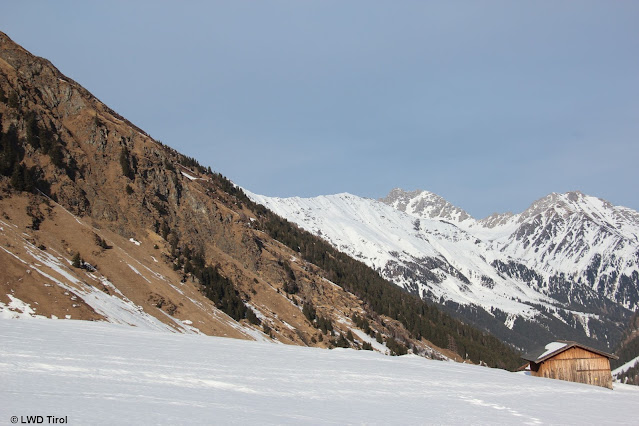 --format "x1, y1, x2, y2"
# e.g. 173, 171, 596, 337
532, 347, 613, 389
